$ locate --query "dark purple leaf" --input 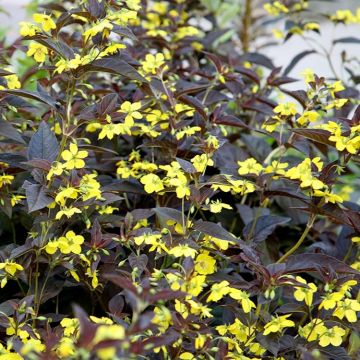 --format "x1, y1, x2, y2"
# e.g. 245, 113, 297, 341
23, 181, 53, 213
243, 215, 291, 243
28, 121, 59, 162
